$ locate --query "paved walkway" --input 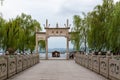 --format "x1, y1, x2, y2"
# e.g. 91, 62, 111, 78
8, 60, 108, 80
